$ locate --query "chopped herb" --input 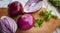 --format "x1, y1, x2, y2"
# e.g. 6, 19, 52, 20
38, 19, 44, 27
35, 10, 58, 27
40, 10, 58, 21
52, 15, 58, 19
48, 10, 52, 15
39, 11, 47, 16
34, 19, 44, 27
44, 10, 52, 21
34, 23, 39, 27
44, 14, 52, 21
